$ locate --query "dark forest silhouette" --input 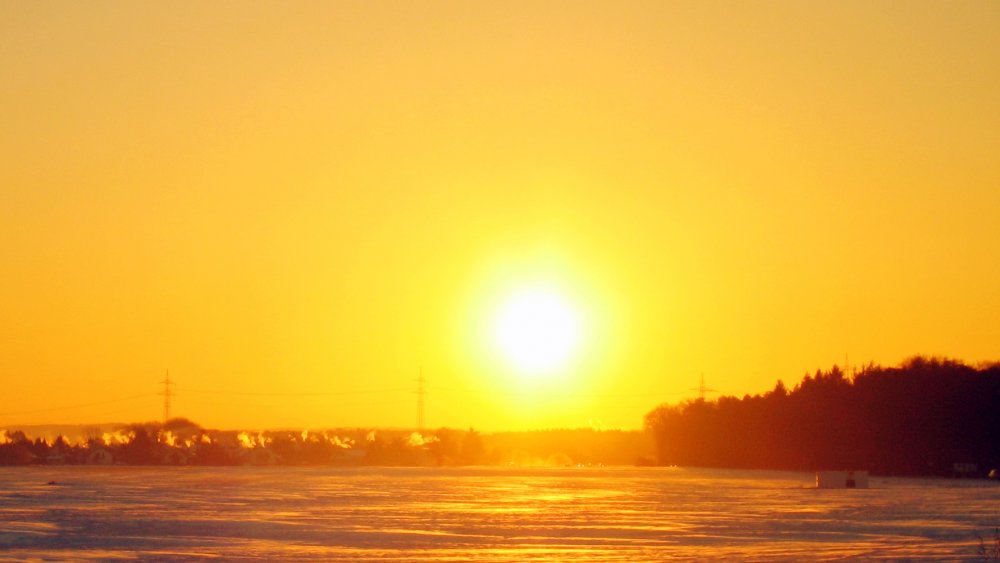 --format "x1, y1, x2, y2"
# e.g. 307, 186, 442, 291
645, 356, 1000, 477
